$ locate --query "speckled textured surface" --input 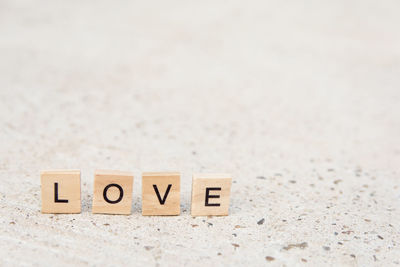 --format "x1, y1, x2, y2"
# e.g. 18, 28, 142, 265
1, 0, 400, 266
